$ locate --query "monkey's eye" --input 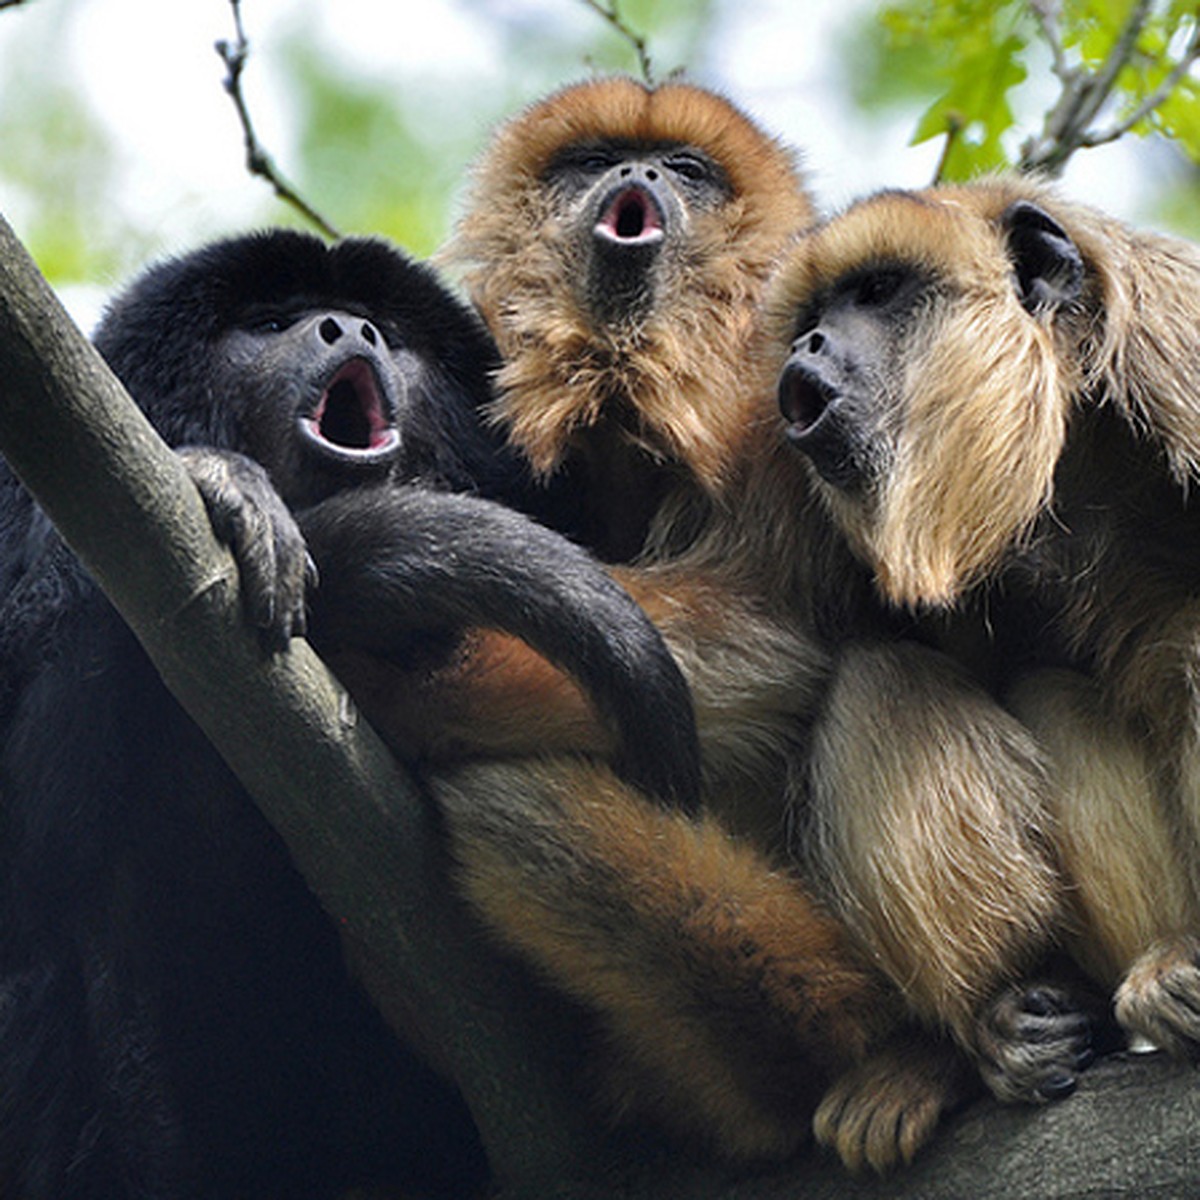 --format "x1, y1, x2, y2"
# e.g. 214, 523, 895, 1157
579, 152, 619, 172
244, 312, 298, 335
851, 269, 907, 308
790, 307, 820, 345
663, 153, 714, 183
550, 146, 621, 176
